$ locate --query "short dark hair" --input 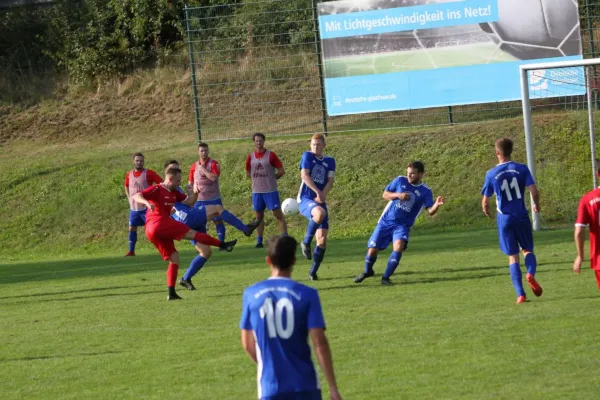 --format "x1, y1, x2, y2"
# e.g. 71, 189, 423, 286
407, 161, 425, 173
495, 138, 513, 157
133, 152, 144, 159
163, 159, 179, 169
165, 167, 182, 176
198, 142, 209, 149
253, 132, 266, 141
266, 235, 298, 270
